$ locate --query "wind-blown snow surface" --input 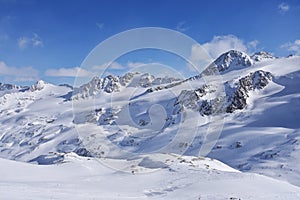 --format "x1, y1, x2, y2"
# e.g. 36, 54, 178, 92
1, 153, 300, 200
0, 51, 300, 199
